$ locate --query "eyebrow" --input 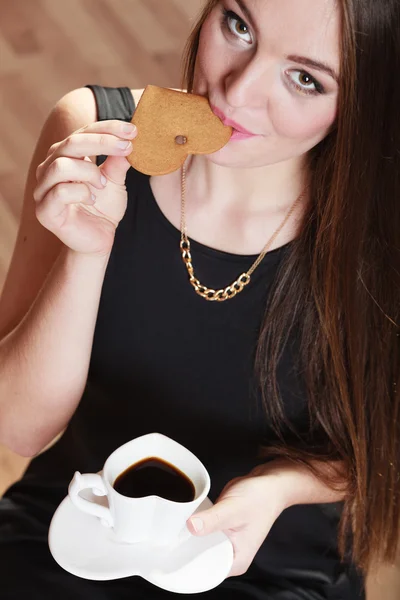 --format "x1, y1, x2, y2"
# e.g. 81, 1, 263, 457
233, 0, 339, 83
286, 55, 339, 83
